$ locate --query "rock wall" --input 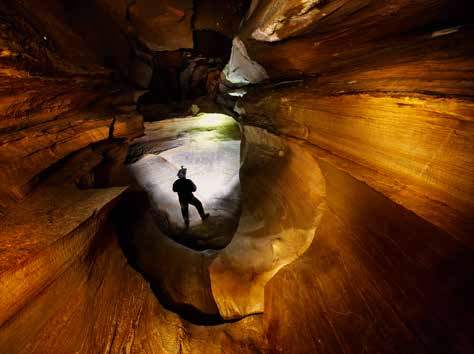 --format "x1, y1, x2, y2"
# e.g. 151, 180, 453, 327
225, 0, 474, 352
0, 0, 144, 213
233, 0, 474, 242
210, 125, 326, 319
0, 2, 147, 352
129, 0, 194, 51
0, 2, 263, 352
